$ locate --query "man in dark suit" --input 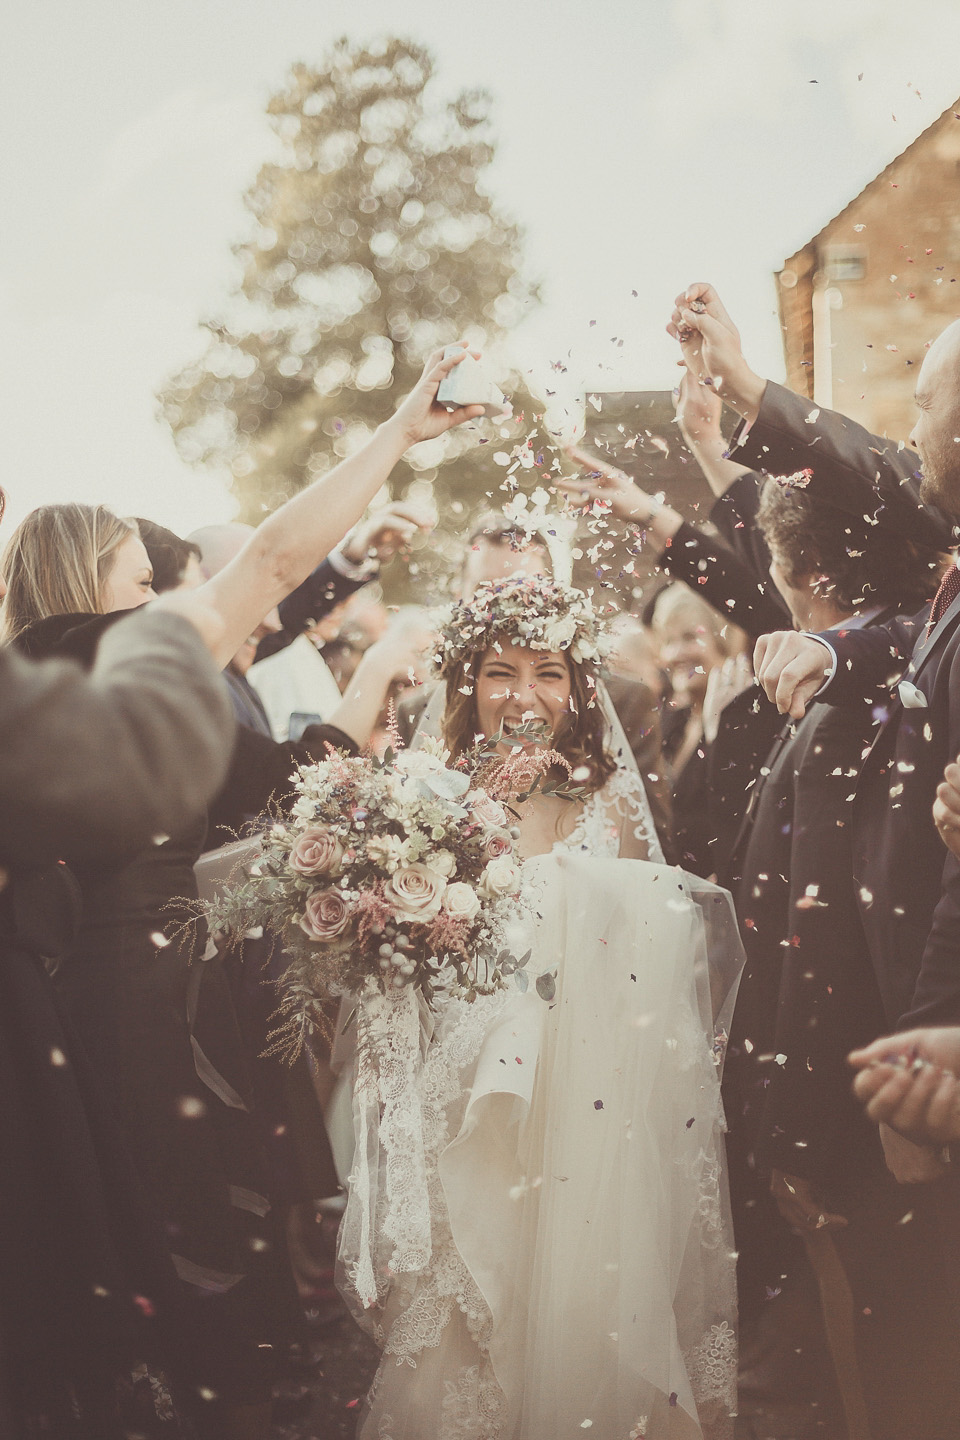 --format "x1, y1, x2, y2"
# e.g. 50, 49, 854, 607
672, 284, 960, 1176
395, 511, 675, 858
561, 393, 960, 1428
